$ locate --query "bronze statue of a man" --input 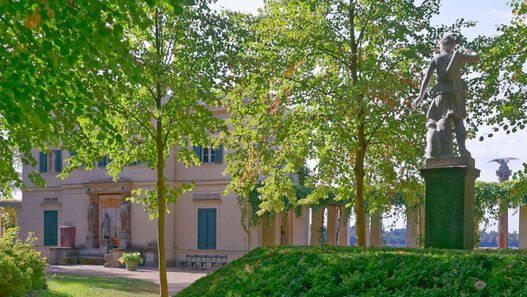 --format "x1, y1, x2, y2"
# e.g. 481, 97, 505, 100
412, 33, 479, 158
